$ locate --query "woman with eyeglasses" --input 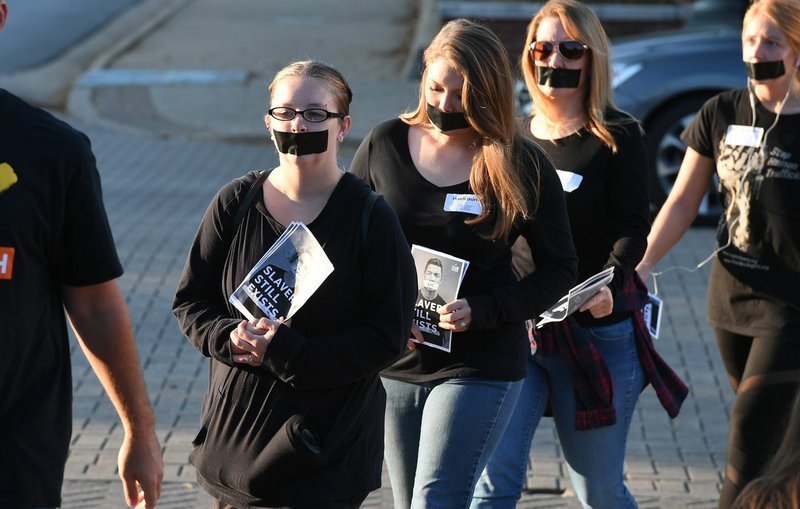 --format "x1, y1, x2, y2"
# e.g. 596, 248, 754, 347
172, 60, 417, 509
471, 2, 688, 508
351, 18, 578, 508
637, 0, 800, 506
